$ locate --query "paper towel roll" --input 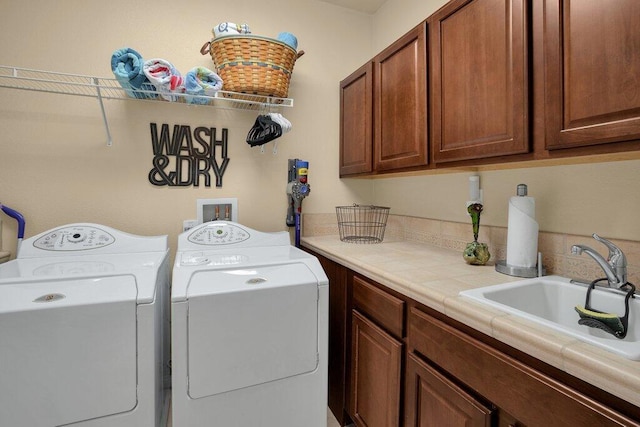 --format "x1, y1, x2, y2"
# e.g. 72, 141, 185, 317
506, 195, 538, 268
